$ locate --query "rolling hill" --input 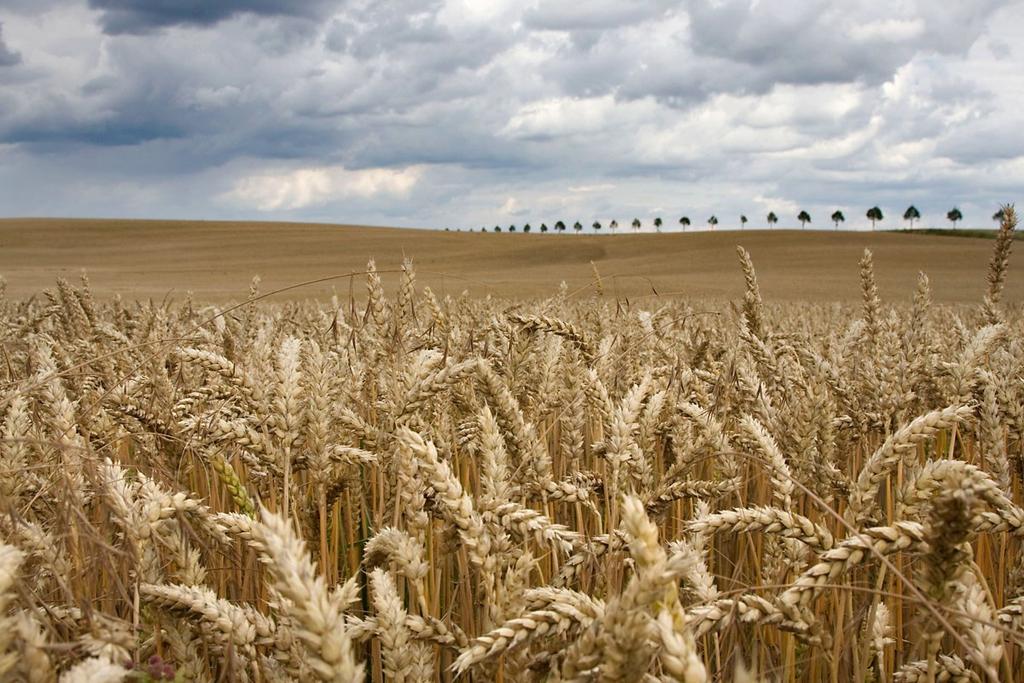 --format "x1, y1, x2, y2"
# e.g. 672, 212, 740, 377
0, 218, 1018, 304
